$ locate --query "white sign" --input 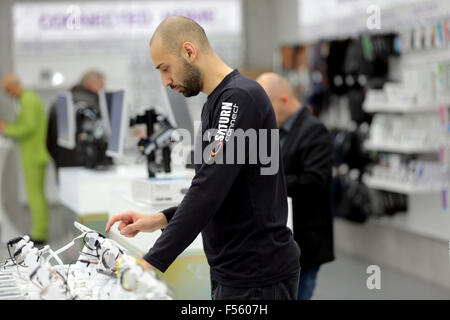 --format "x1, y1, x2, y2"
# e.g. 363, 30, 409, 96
13, 1, 242, 42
